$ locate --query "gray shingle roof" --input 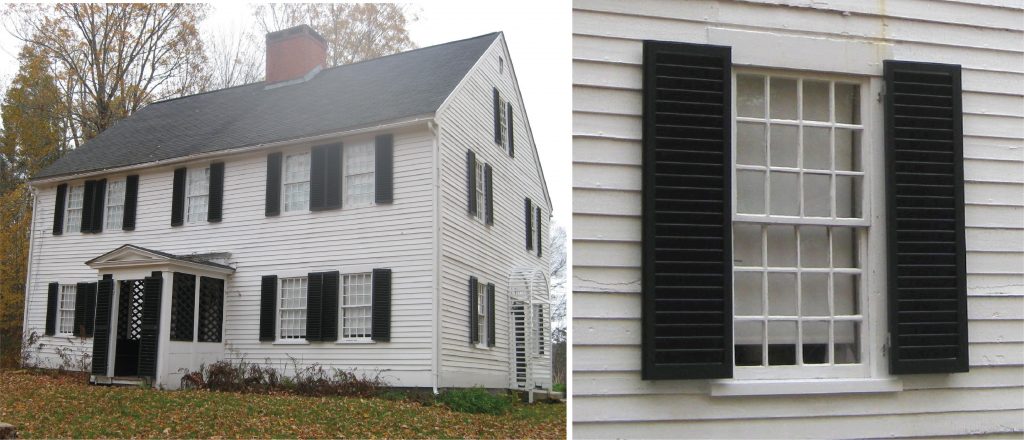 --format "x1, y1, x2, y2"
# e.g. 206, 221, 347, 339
34, 32, 499, 180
